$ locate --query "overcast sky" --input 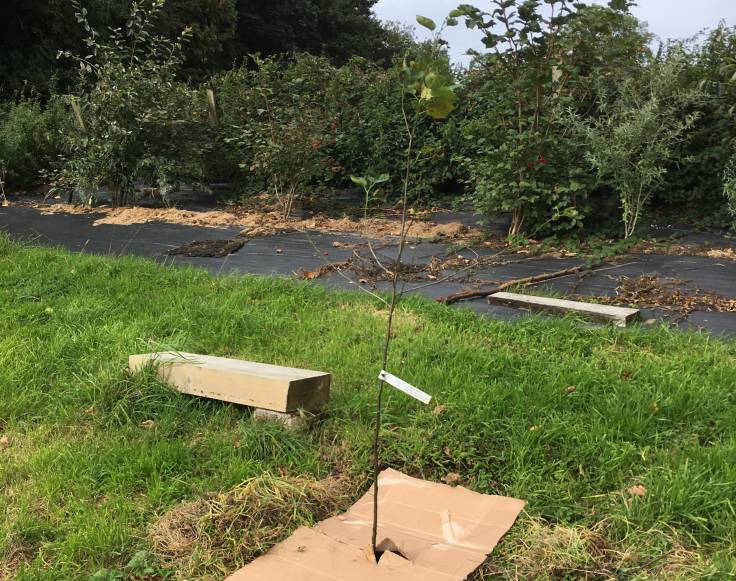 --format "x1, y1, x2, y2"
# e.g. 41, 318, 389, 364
373, 0, 736, 63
